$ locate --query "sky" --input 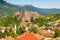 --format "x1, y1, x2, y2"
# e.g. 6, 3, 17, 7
5, 0, 60, 9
